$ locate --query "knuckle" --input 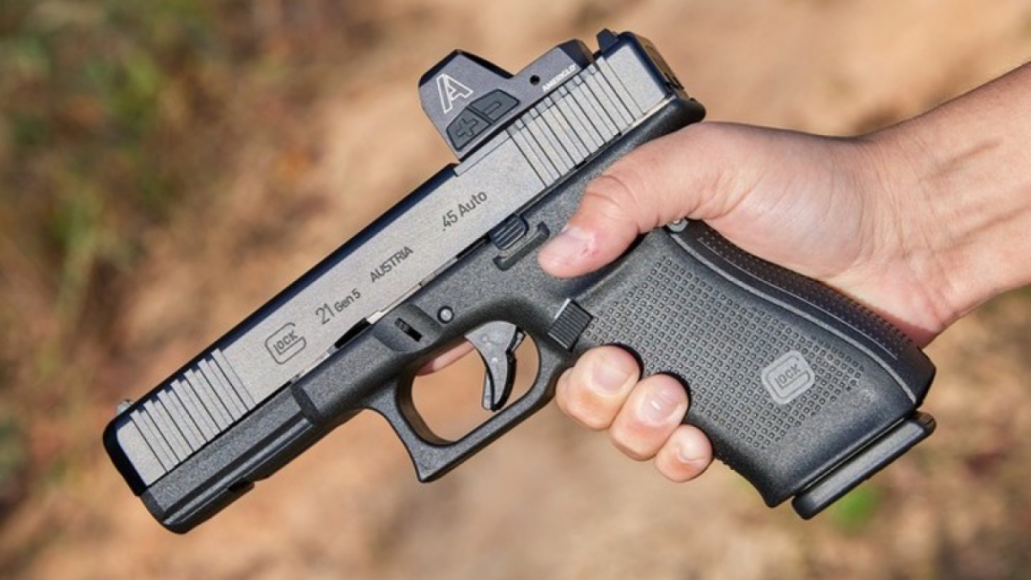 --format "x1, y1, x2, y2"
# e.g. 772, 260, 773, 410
565, 398, 611, 431
578, 412, 613, 432
579, 344, 613, 364
672, 448, 708, 470
566, 358, 595, 394
660, 462, 699, 483
678, 457, 710, 481
588, 345, 638, 376
608, 422, 659, 461
610, 434, 652, 461
668, 428, 712, 474
560, 385, 611, 432
655, 457, 683, 482
584, 172, 641, 220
